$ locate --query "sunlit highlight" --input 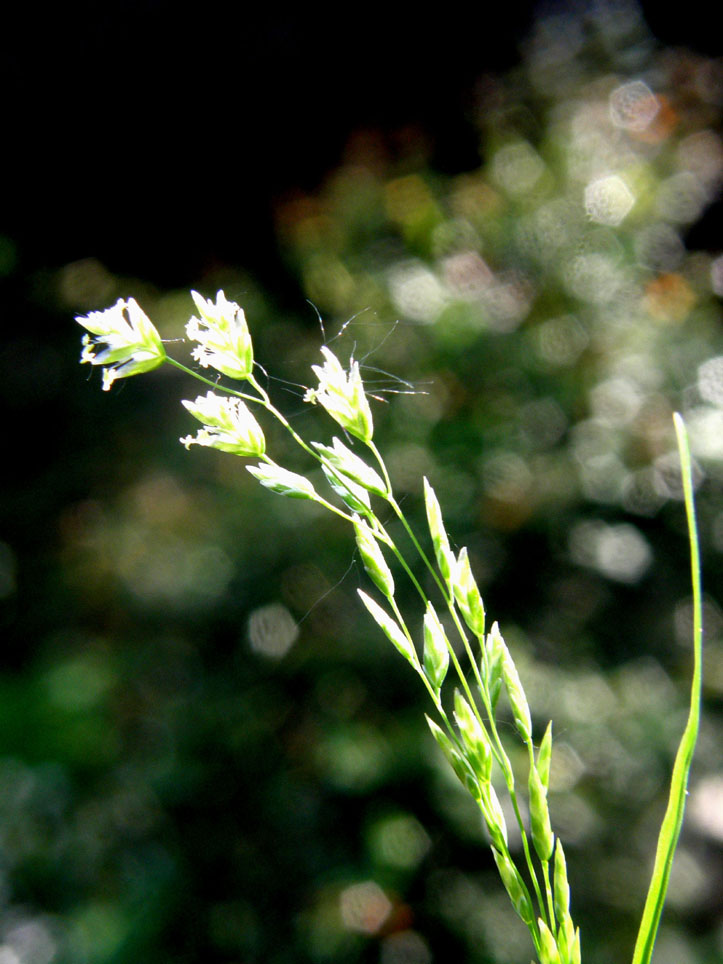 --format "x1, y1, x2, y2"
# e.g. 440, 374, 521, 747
609, 81, 660, 132
339, 881, 392, 934
248, 602, 299, 658
584, 175, 635, 226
